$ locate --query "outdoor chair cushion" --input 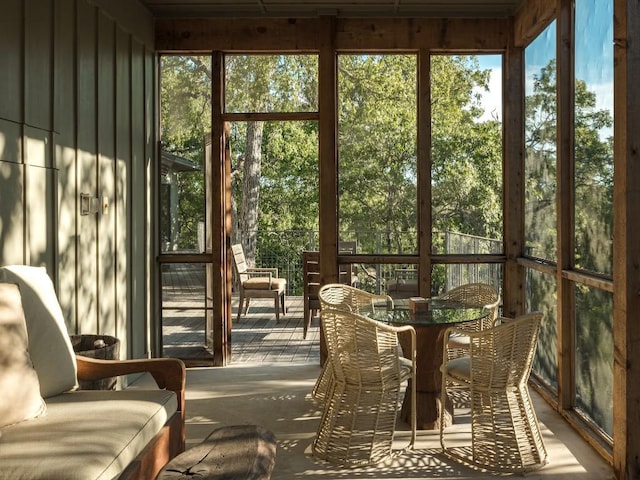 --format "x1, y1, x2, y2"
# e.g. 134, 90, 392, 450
0, 283, 46, 428
0, 265, 78, 398
443, 356, 471, 382
0, 388, 178, 480
243, 277, 286, 290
